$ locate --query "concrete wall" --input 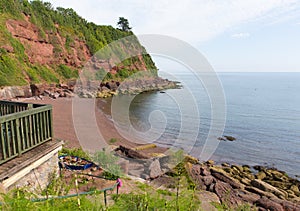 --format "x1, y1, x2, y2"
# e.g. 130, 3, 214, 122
1, 146, 61, 193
